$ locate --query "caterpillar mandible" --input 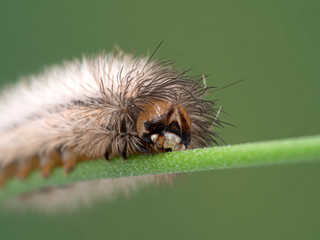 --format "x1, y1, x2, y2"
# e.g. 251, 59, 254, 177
0, 45, 223, 186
